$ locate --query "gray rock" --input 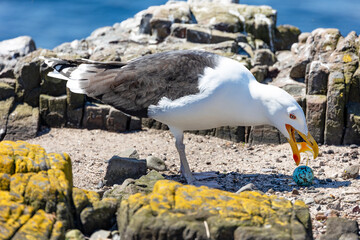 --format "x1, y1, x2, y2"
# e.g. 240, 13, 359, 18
320, 217, 359, 240
338, 233, 359, 240
253, 49, 276, 66
250, 65, 268, 82
214, 126, 245, 143
104, 170, 164, 200
185, 25, 241, 44
306, 95, 327, 144
82, 102, 110, 130
348, 66, 360, 103
129, 117, 142, 131
40, 65, 67, 96
106, 107, 129, 132
39, 94, 67, 127
0, 78, 15, 100
274, 24, 301, 51
249, 125, 281, 144
0, 36, 36, 69
290, 60, 309, 79
89, 230, 111, 240
305, 61, 329, 95
4, 103, 39, 140
343, 103, 360, 145
104, 156, 146, 185
14, 55, 42, 107
80, 198, 118, 236
304, 197, 315, 205
342, 165, 359, 179
118, 148, 139, 159
325, 71, 346, 145
146, 156, 166, 171
65, 229, 86, 240
0, 97, 15, 140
